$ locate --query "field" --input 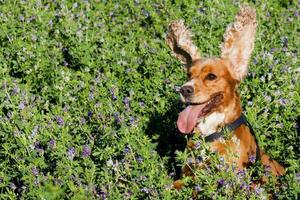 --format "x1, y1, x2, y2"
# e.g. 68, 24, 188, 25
0, 0, 299, 199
